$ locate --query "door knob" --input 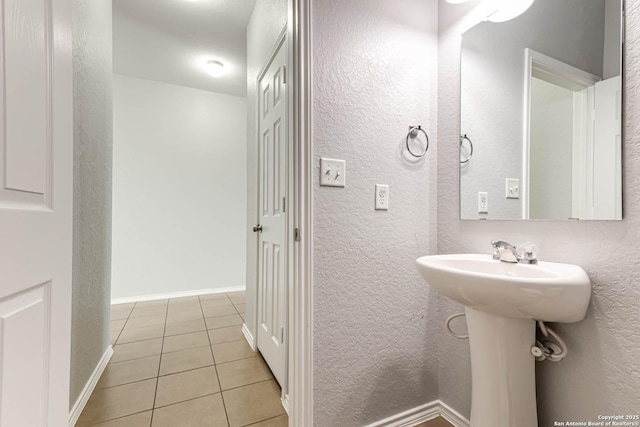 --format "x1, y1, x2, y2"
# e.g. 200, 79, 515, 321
253, 225, 263, 233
